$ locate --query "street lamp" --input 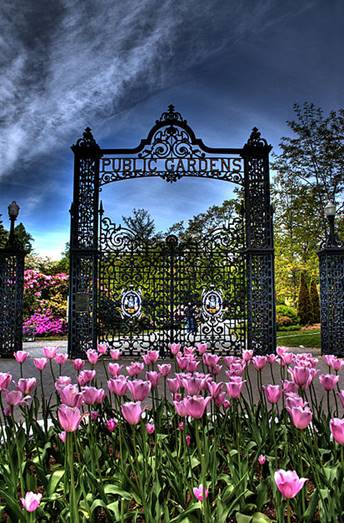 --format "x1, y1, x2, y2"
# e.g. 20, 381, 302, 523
324, 199, 337, 247
8, 201, 20, 244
